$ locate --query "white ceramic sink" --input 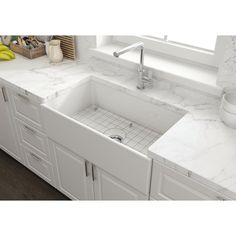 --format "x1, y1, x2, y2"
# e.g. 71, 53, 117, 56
41, 77, 184, 194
